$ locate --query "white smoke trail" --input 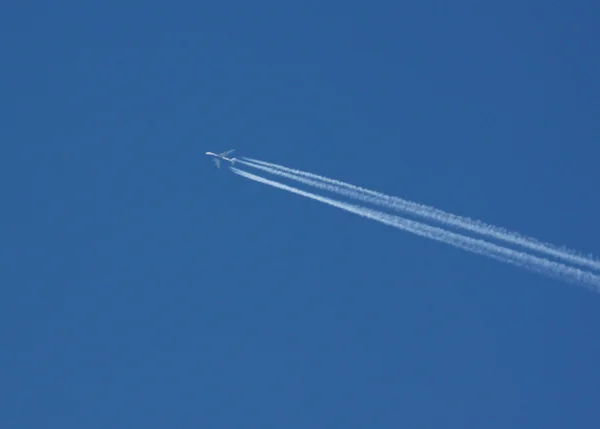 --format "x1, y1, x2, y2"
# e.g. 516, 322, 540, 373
241, 157, 600, 273
231, 168, 600, 293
